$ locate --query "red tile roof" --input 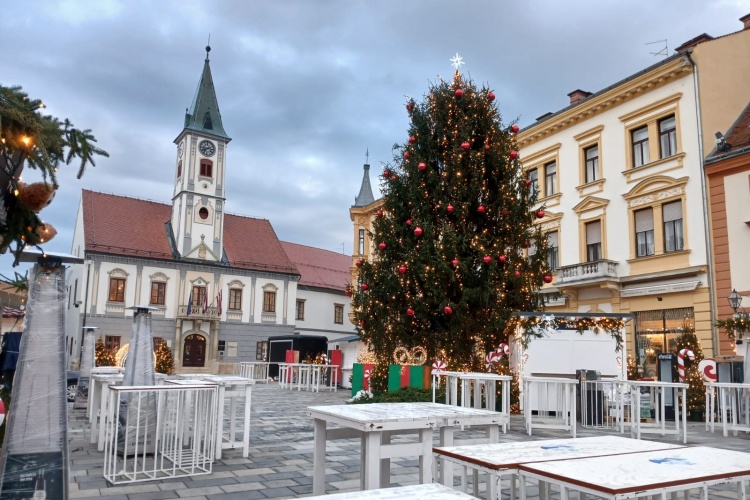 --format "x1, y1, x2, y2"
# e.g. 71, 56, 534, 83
707, 101, 750, 160
81, 190, 299, 275
280, 241, 351, 292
